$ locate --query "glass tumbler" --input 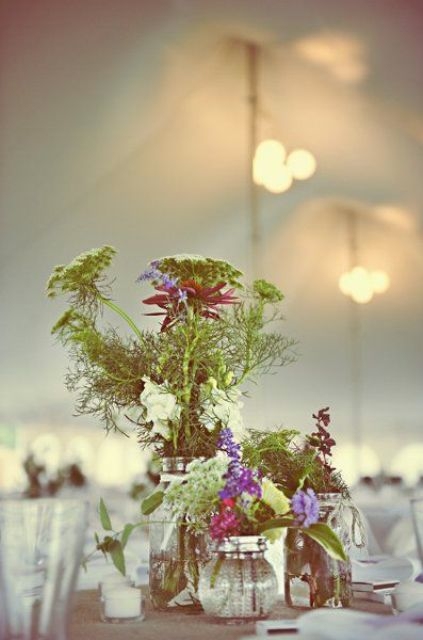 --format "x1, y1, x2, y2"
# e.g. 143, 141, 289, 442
0, 497, 89, 640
